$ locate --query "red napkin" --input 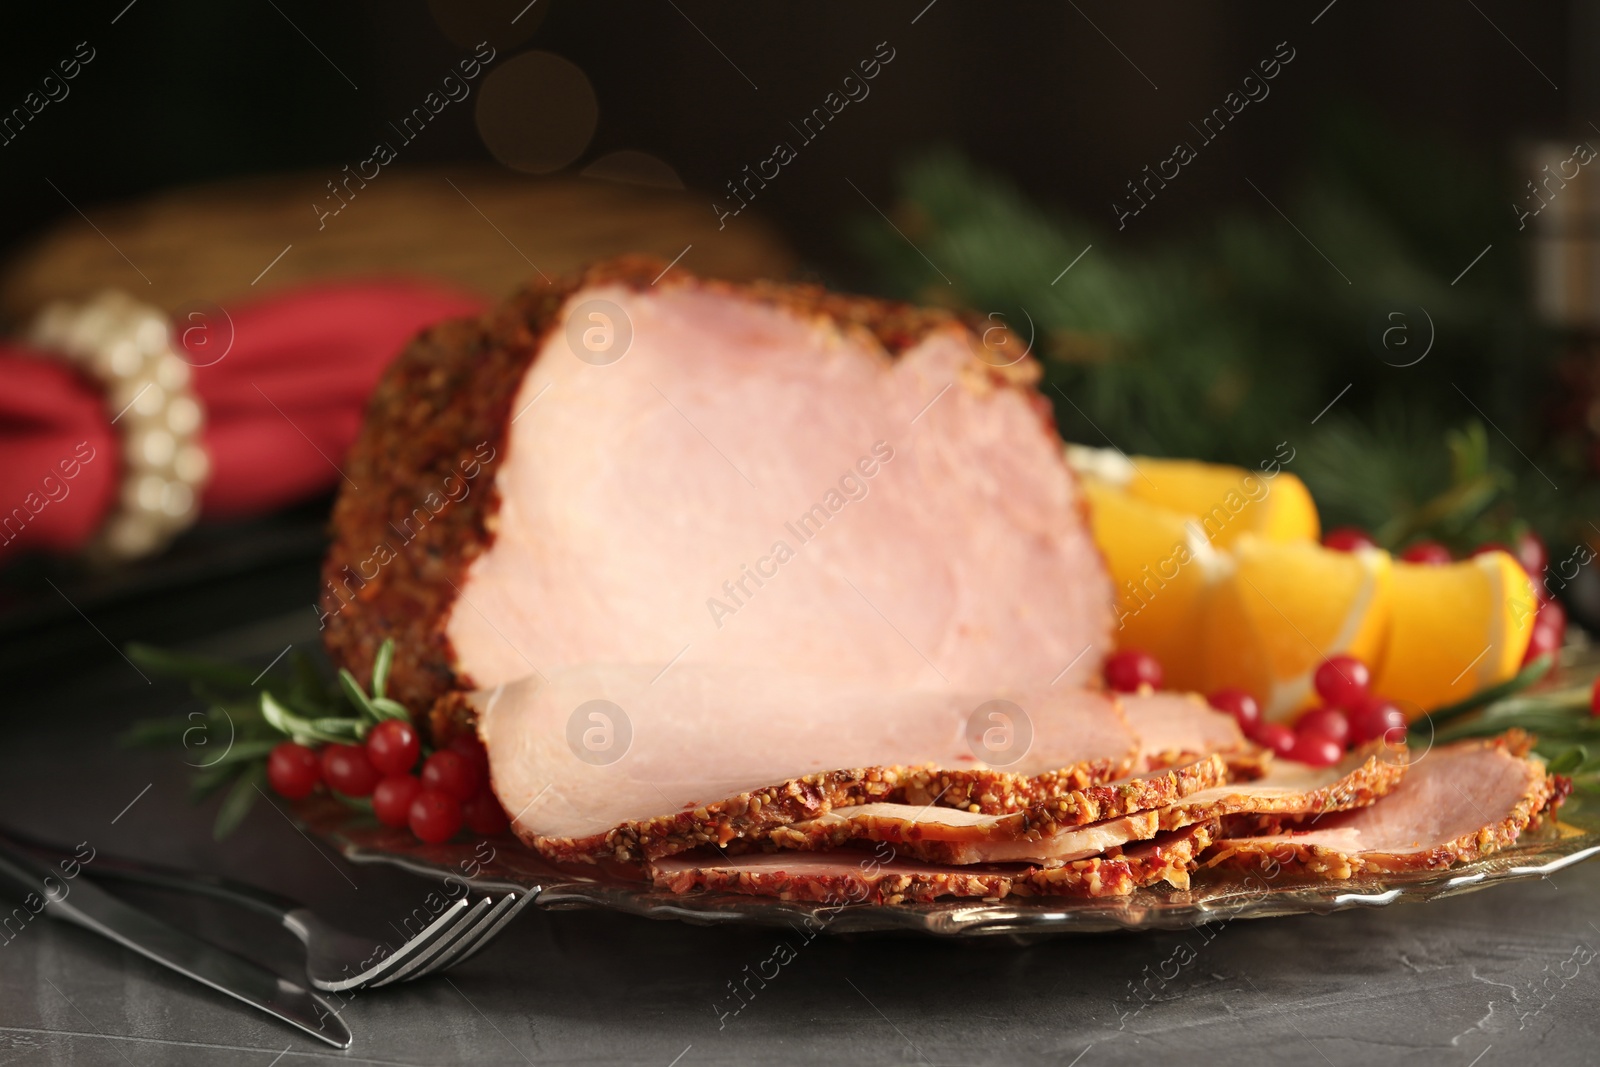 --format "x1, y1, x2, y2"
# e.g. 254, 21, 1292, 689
0, 280, 488, 561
